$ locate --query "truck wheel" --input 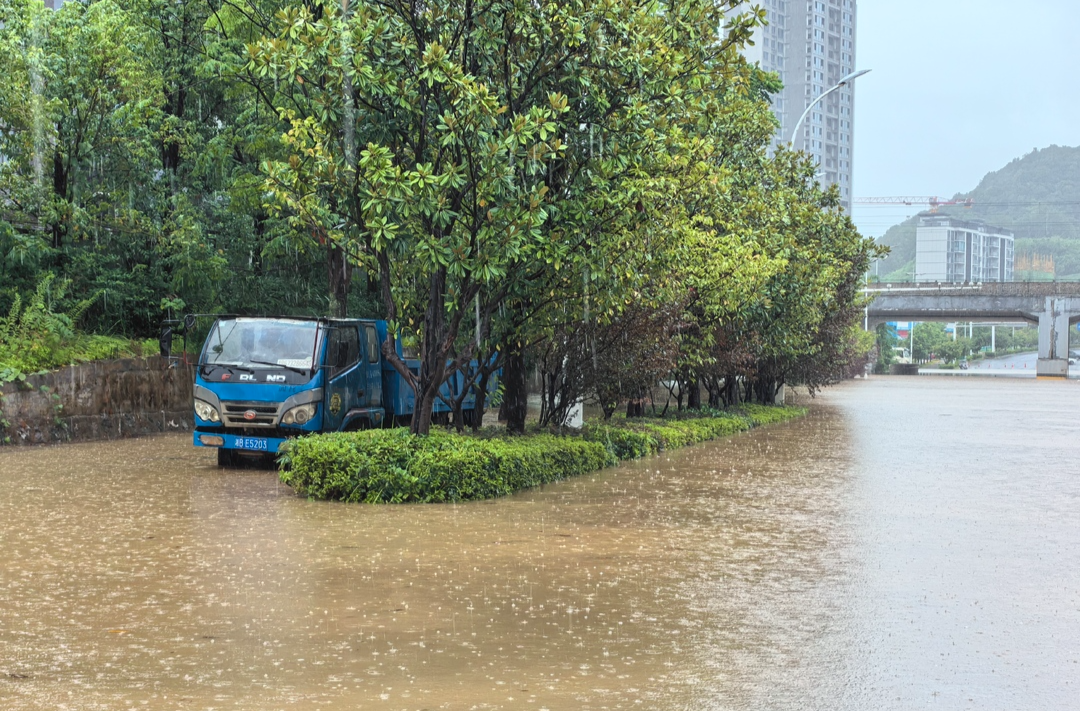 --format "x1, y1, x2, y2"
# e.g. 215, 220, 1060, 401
461, 408, 477, 427
217, 448, 237, 467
